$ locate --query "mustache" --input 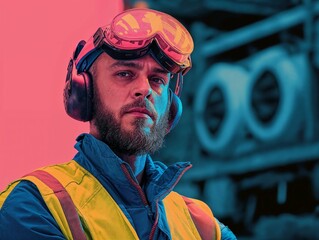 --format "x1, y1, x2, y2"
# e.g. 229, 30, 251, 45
120, 99, 158, 120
